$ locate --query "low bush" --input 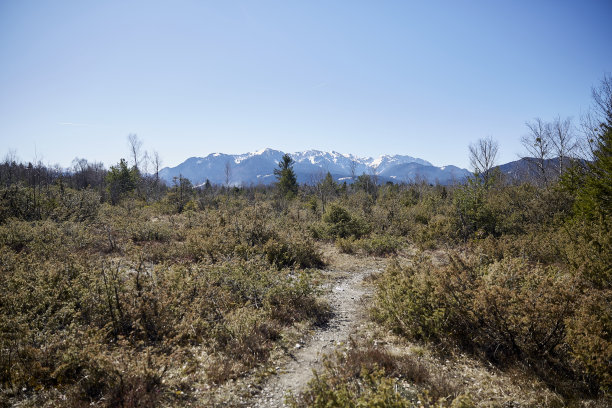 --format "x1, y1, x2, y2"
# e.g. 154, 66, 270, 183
335, 237, 357, 254
335, 234, 402, 256
288, 366, 412, 408
0, 196, 330, 406
321, 204, 370, 240
566, 289, 612, 393
0, 184, 101, 223
358, 234, 403, 256
371, 258, 446, 341
263, 237, 324, 269
129, 219, 173, 243
372, 253, 599, 396
287, 339, 468, 408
